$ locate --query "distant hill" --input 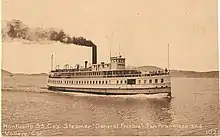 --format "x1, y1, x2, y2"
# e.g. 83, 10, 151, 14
171, 70, 219, 78
2, 69, 48, 90
1, 69, 48, 77
14, 73, 48, 76
137, 65, 163, 72
136, 66, 219, 78
29, 73, 48, 76
2, 69, 13, 77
